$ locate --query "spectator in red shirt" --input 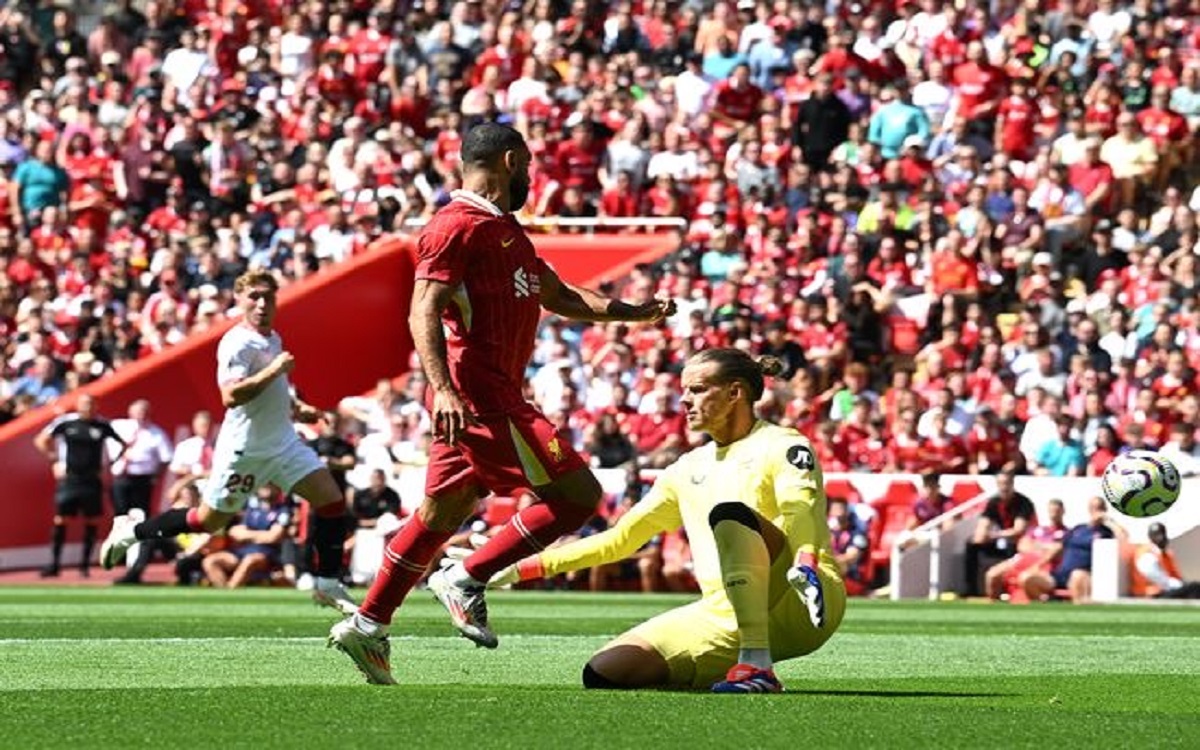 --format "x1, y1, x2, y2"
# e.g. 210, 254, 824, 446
628, 390, 688, 469
555, 119, 606, 198
1137, 86, 1191, 191
951, 41, 1006, 129
994, 77, 1037, 161
928, 230, 981, 302
924, 409, 969, 473
887, 407, 926, 473
966, 406, 1022, 475
710, 63, 763, 139
599, 170, 644, 230
1067, 138, 1115, 217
